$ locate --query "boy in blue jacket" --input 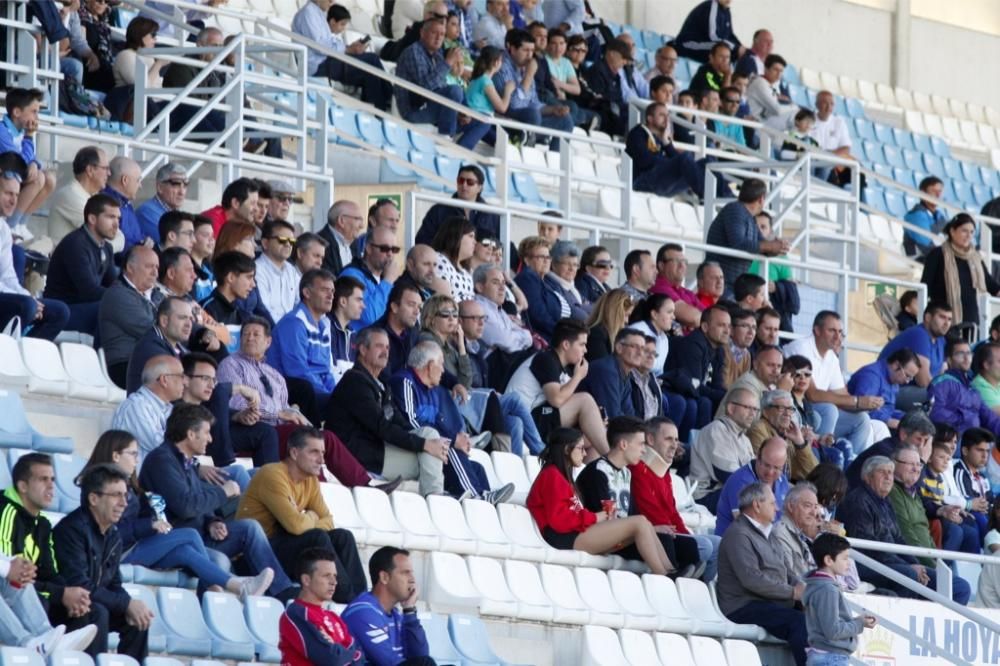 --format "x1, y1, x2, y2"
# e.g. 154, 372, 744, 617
342, 546, 433, 666
0, 88, 55, 230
